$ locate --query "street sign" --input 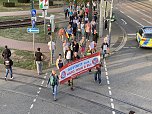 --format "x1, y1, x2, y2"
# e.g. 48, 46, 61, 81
39, 0, 49, 9
31, 9, 36, 17
27, 28, 39, 33
50, 15, 55, 32
31, 20, 36, 28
